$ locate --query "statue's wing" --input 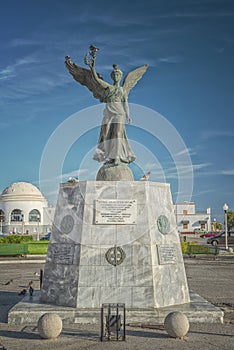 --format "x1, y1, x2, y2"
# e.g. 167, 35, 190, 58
122, 64, 149, 94
65, 59, 108, 102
